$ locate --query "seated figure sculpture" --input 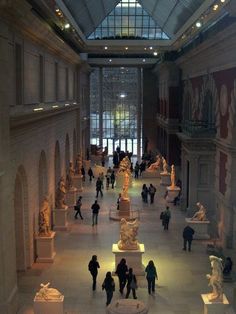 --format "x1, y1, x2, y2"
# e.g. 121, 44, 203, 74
35, 282, 63, 300
191, 202, 207, 221
206, 255, 223, 302
118, 218, 140, 250
147, 155, 161, 171
55, 177, 67, 209
38, 196, 51, 236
